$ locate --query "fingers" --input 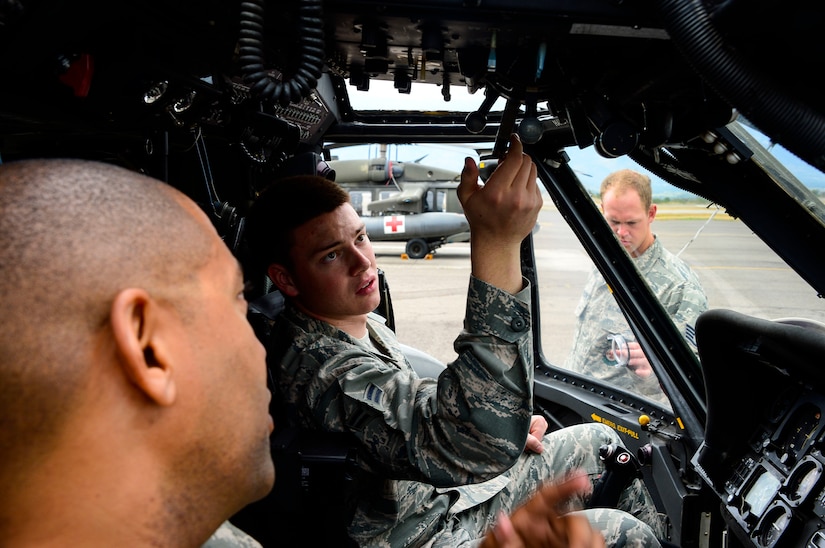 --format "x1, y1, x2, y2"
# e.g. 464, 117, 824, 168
502, 473, 601, 547
546, 471, 592, 502
486, 511, 606, 548
626, 342, 653, 378
458, 134, 529, 205
480, 472, 603, 548
462, 134, 539, 228
524, 433, 544, 454
524, 415, 548, 454
489, 134, 526, 187
556, 514, 607, 548
529, 415, 548, 438
490, 511, 522, 548
511, 144, 537, 191
458, 156, 480, 205
482, 135, 533, 187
